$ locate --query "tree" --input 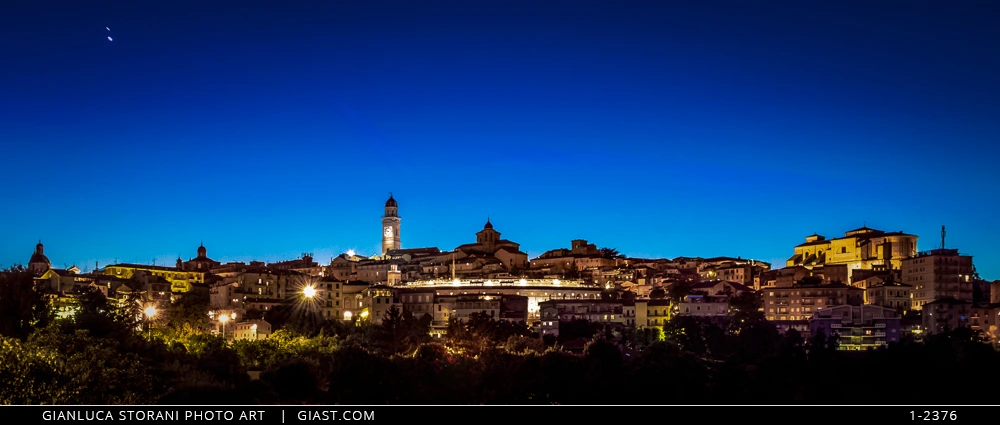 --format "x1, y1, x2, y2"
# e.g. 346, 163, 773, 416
262, 305, 292, 330
401, 312, 432, 350
565, 261, 580, 279
0, 265, 49, 340
381, 304, 404, 353
600, 248, 623, 259
260, 358, 326, 403
667, 282, 695, 302
504, 335, 546, 354
795, 276, 825, 286
558, 319, 602, 343
807, 329, 839, 355
0, 327, 155, 404
620, 290, 637, 303
728, 291, 766, 333
69, 285, 127, 338
163, 291, 212, 338
649, 288, 667, 300
600, 289, 620, 301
